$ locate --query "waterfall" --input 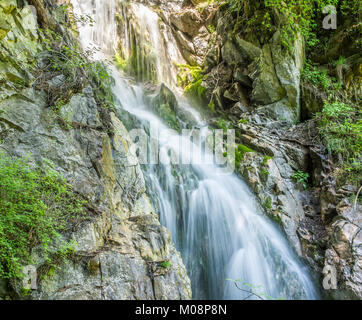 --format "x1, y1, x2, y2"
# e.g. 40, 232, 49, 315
71, 0, 320, 300
117, 2, 184, 88
71, 0, 118, 59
